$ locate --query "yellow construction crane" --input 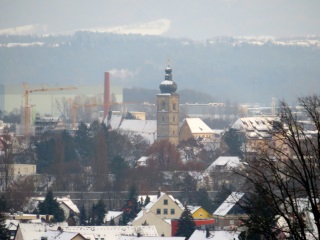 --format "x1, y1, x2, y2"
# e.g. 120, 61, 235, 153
23, 82, 77, 136
72, 102, 102, 130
